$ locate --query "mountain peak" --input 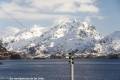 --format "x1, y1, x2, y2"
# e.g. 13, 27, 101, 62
53, 18, 100, 40
1, 18, 102, 55
25, 18, 101, 54
110, 31, 120, 37
55, 17, 81, 25
103, 31, 120, 41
